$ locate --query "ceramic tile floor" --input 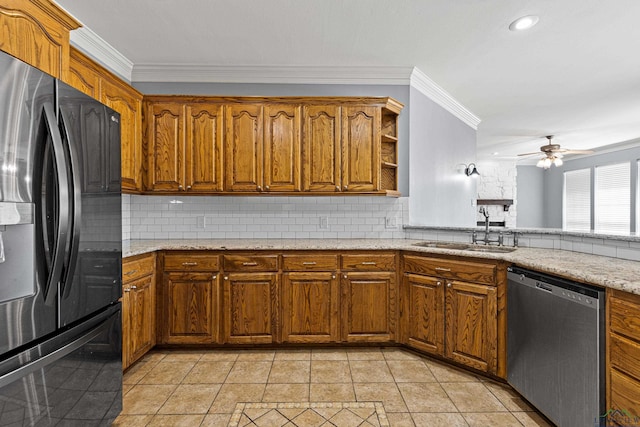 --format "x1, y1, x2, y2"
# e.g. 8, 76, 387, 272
114, 347, 553, 427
